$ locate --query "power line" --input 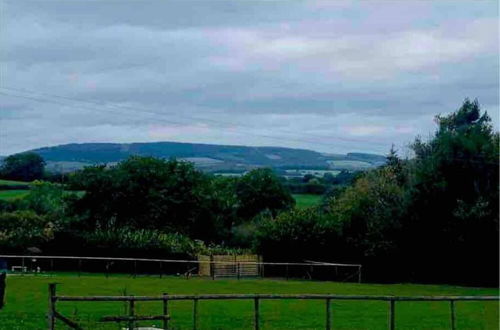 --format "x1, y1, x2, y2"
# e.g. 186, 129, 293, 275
0, 86, 392, 148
